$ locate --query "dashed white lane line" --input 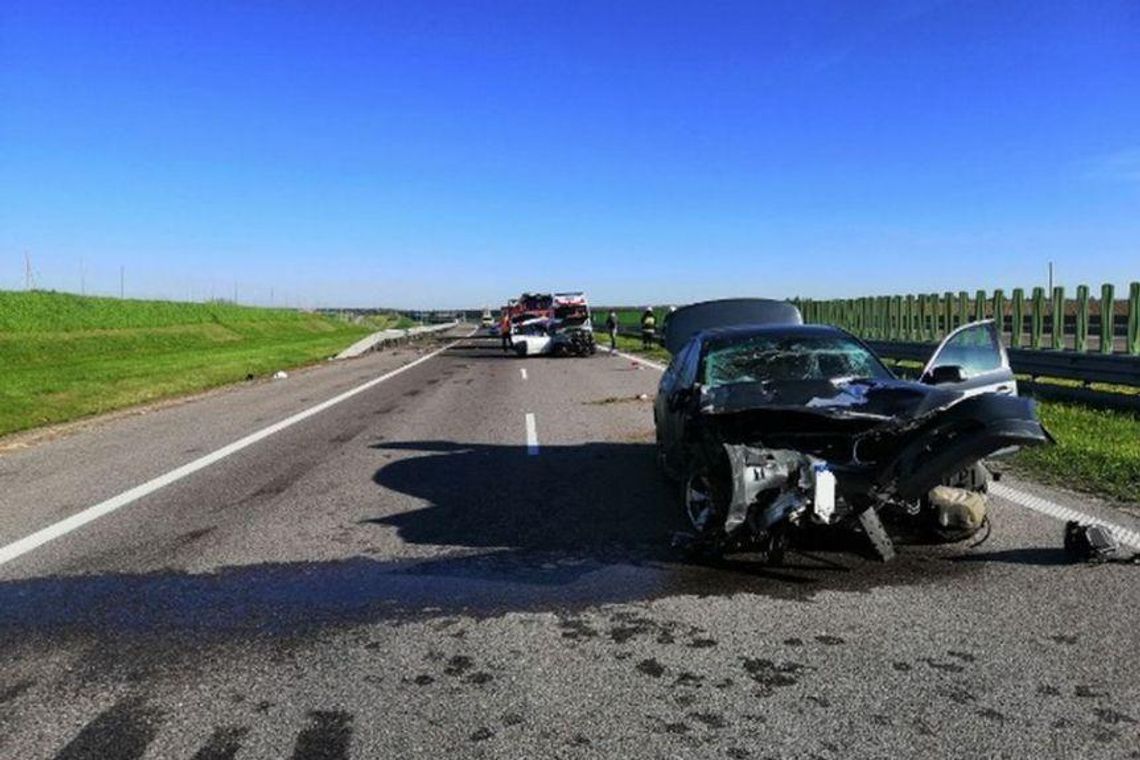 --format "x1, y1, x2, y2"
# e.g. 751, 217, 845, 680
991, 482, 1140, 550
525, 413, 539, 456
520, 368, 528, 380
0, 338, 465, 568
619, 346, 1140, 544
